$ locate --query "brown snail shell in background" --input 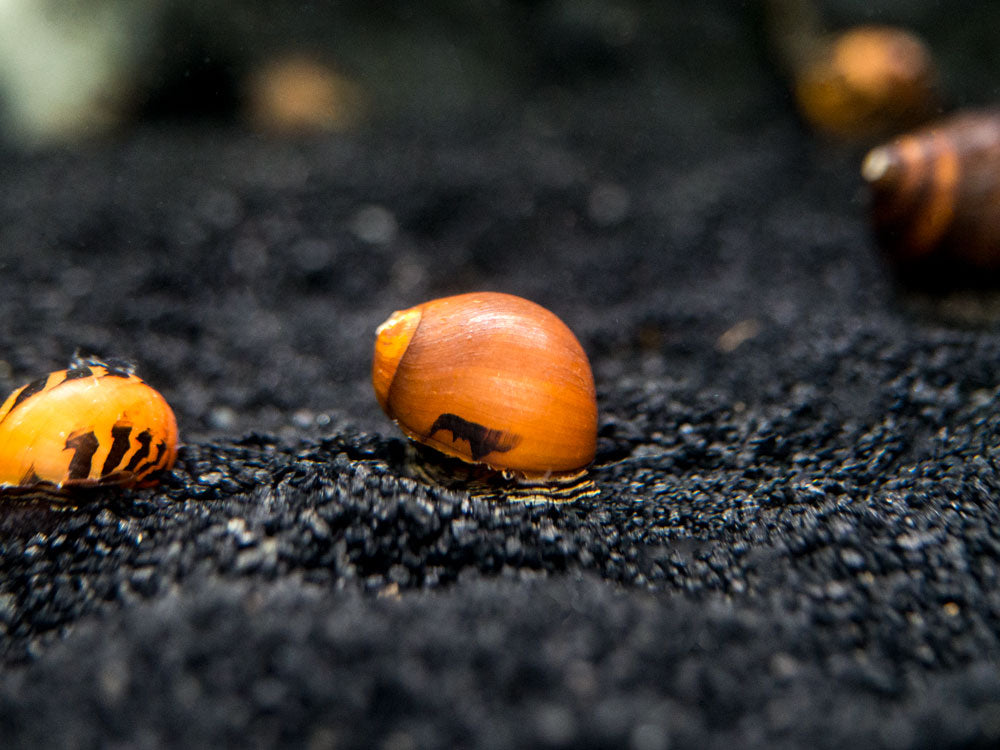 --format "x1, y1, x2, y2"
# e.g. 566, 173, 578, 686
861, 109, 1000, 271
793, 25, 939, 142
372, 292, 597, 481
